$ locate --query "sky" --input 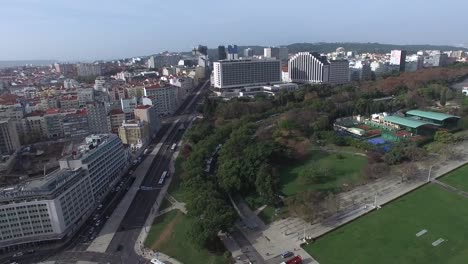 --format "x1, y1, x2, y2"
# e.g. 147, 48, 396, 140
1, 0, 467, 61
